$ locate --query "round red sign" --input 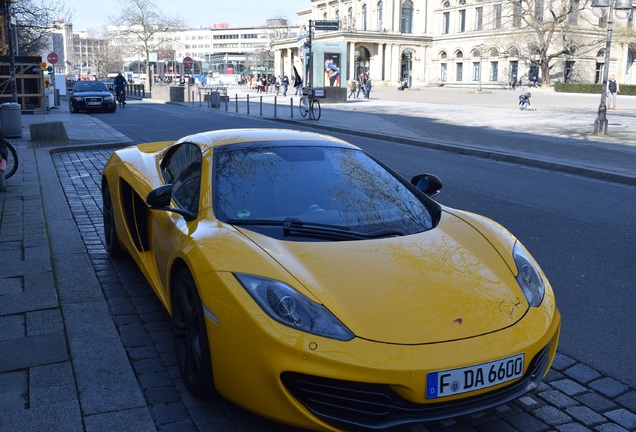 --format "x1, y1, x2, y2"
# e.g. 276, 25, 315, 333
182, 56, 193, 68
47, 52, 59, 65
